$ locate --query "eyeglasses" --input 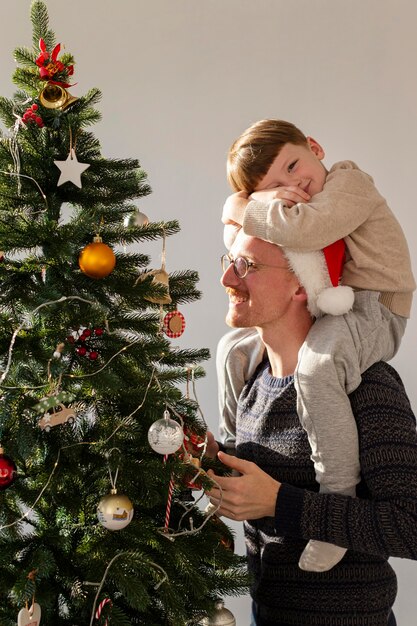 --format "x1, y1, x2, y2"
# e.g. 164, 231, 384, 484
221, 254, 289, 279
